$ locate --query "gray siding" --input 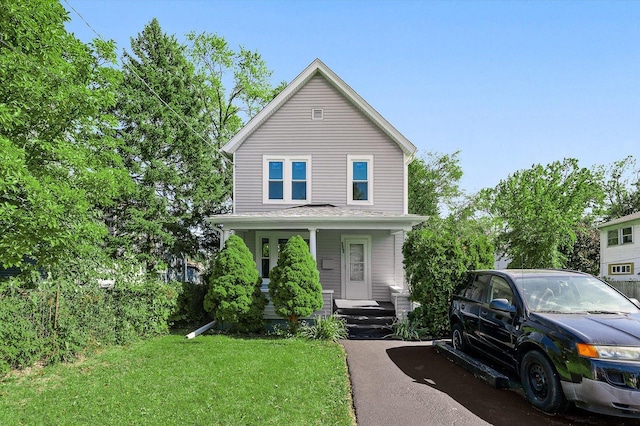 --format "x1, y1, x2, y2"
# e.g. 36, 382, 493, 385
316, 230, 342, 296
234, 74, 406, 213
236, 230, 399, 302
371, 231, 395, 301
